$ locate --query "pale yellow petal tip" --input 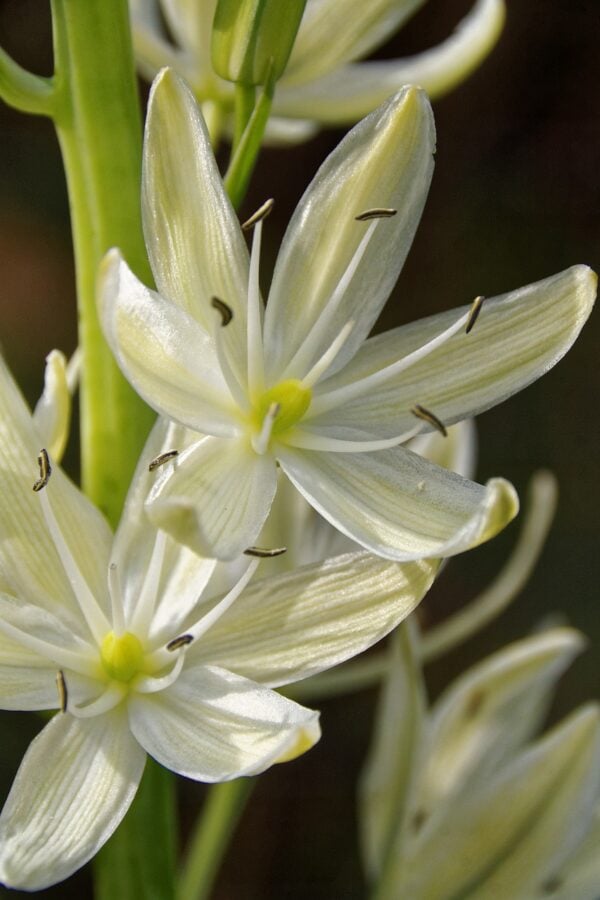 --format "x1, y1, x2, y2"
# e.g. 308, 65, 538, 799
275, 718, 321, 764
477, 477, 520, 545
33, 350, 70, 464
